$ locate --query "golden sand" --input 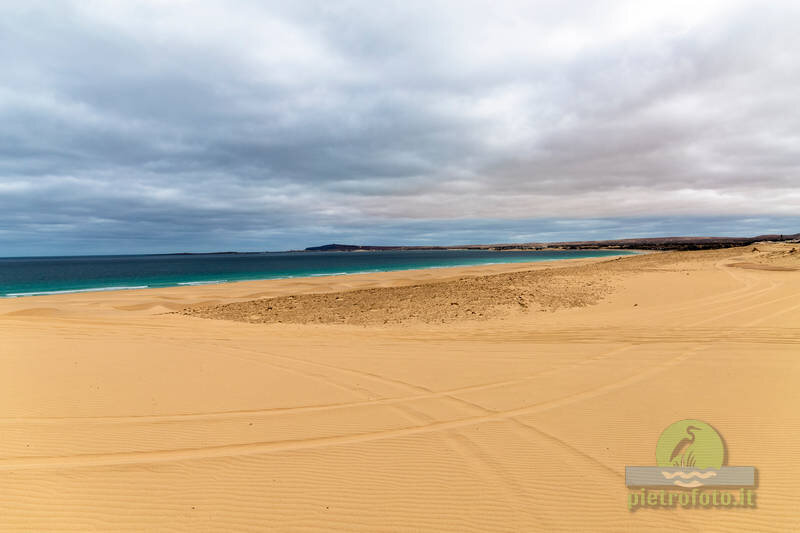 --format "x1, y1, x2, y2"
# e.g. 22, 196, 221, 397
1, 243, 798, 531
